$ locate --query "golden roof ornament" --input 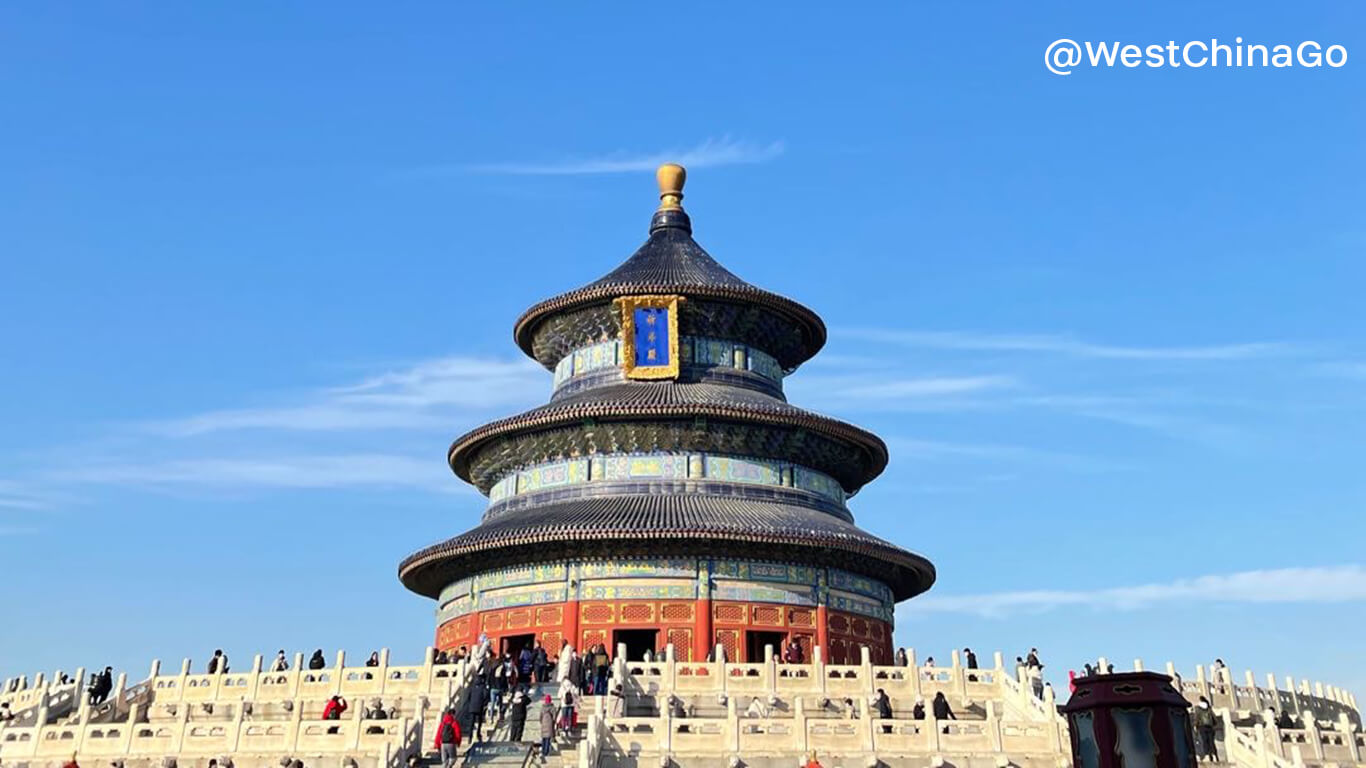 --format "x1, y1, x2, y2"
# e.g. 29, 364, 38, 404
656, 163, 686, 211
